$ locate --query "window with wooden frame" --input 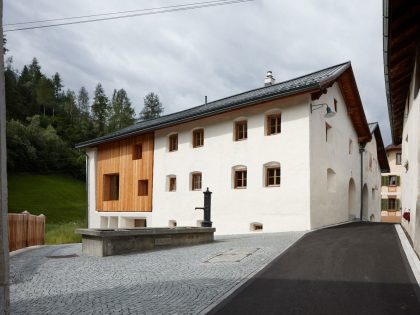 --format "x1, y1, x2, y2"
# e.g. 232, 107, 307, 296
266, 114, 281, 135
234, 120, 248, 141
266, 167, 280, 187
103, 174, 119, 201
138, 180, 148, 196
191, 173, 202, 191
192, 129, 204, 148
325, 123, 331, 142
168, 134, 178, 152
396, 153, 402, 165
168, 176, 177, 192
234, 169, 247, 189
132, 143, 143, 160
